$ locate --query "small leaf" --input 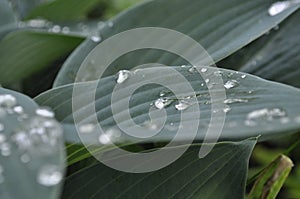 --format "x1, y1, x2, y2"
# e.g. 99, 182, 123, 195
248, 155, 293, 199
